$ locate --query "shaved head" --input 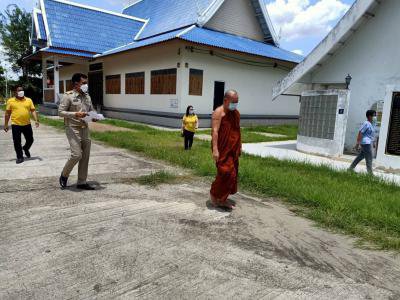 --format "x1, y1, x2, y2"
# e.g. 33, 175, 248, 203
222, 89, 239, 111
224, 89, 238, 100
